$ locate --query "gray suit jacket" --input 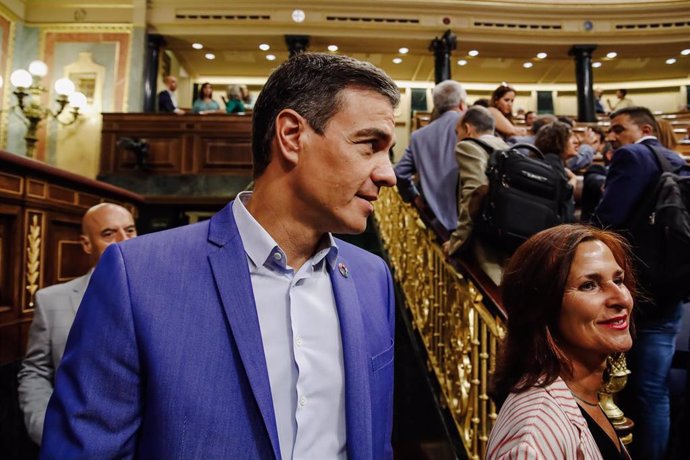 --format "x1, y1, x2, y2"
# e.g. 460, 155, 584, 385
17, 272, 91, 445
